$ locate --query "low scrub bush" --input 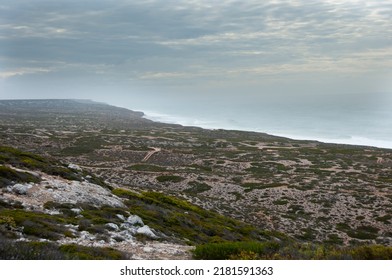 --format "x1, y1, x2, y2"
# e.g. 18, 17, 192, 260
193, 241, 279, 260
0, 236, 129, 259
193, 241, 392, 260
127, 164, 166, 172
111, 189, 278, 245
156, 175, 184, 183
0, 165, 40, 188
185, 181, 212, 194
